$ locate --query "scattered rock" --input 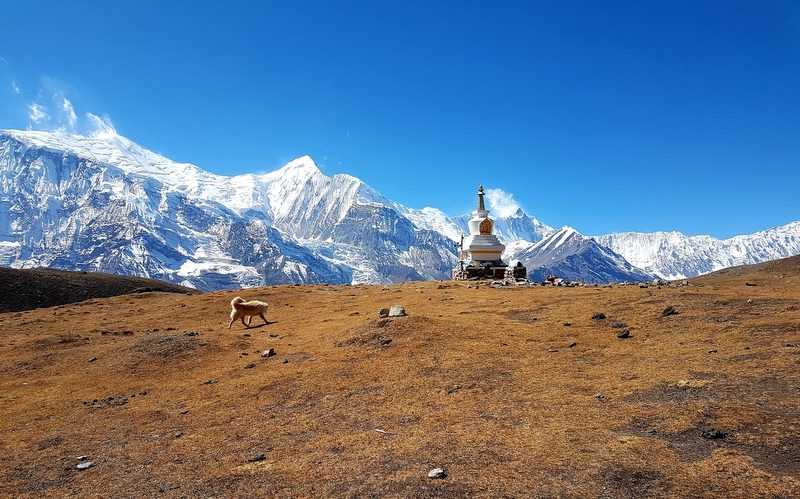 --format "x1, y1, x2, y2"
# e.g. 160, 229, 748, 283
261, 348, 276, 358
388, 305, 406, 317
446, 384, 461, 395
427, 467, 447, 479
746, 299, 753, 304
662, 306, 678, 317
616, 329, 631, 339
88, 356, 97, 363
568, 341, 577, 348
269, 333, 279, 338
548, 348, 559, 353
594, 393, 605, 401
202, 379, 217, 385
708, 349, 718, 354
282, 358, 289, 364
183, 331, 198, 337
76, 461, 94, 470
701, 428, 727, 440
563, 322, 572, 327
378, 308, 390, 318
591, 312, 606, 320
611, 321, 627, 329
745, 282, 758, 287
244, 363, 256, 369
77, 455, 89, 461
179, 409, 189, 415
247, 453, 266, 462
